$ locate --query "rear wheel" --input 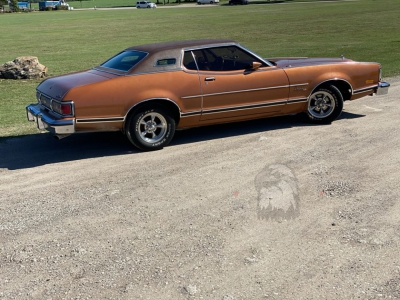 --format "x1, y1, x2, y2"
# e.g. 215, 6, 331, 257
126, 105, 176, 151
306, 85, 343, 124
